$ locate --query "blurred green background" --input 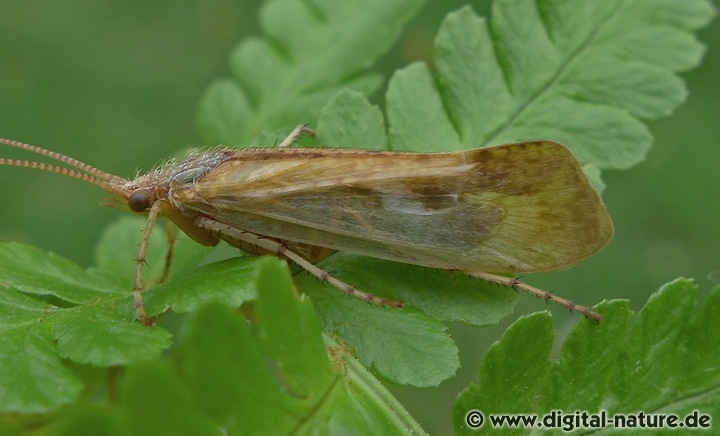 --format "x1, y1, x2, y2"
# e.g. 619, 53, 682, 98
1, 1, 718, 434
